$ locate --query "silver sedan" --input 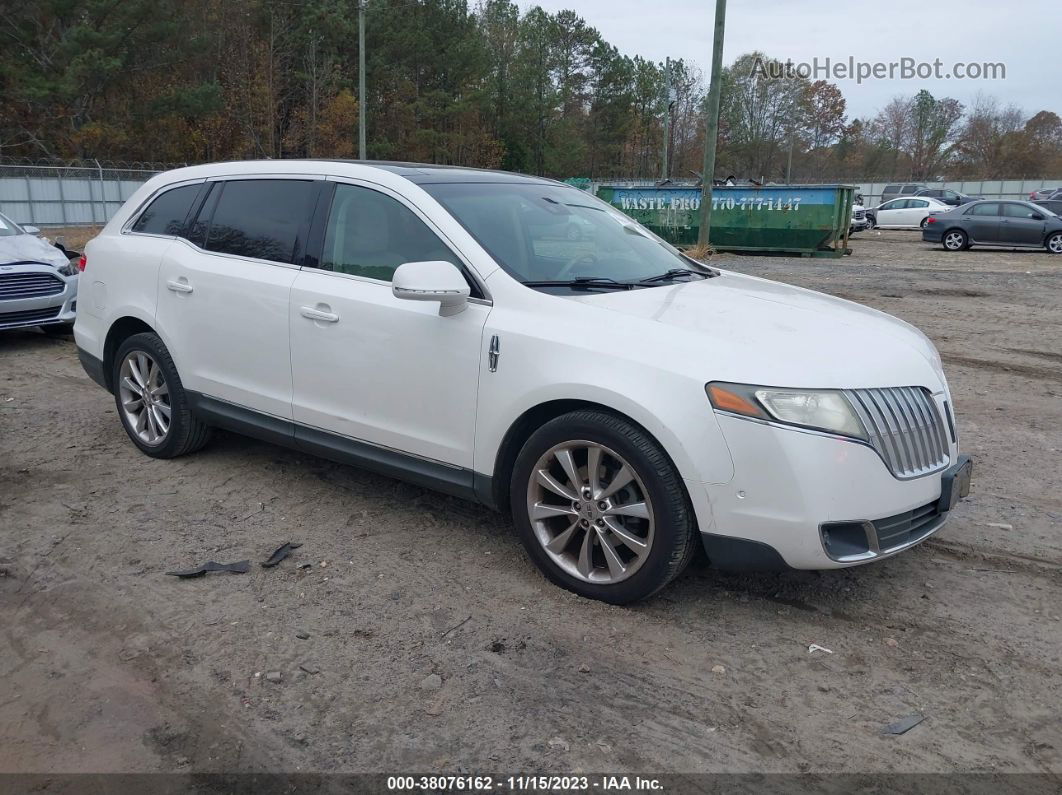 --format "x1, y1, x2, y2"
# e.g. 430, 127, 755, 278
0, 211, 80, 334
